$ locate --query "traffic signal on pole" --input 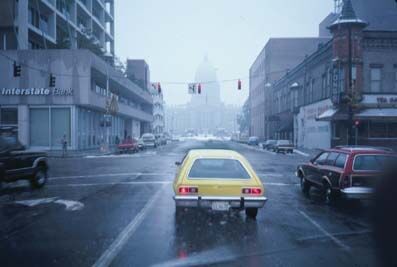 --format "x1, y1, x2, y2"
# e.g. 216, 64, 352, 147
13, 62, 21, 77
198, 83, 201, 94
49, 74, 56, 87
238, 79, 242, 90
157, 82, 161, 93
